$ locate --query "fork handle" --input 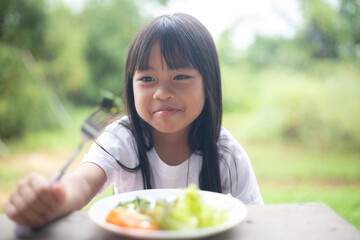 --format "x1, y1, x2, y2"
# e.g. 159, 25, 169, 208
49, 170, 63, 185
